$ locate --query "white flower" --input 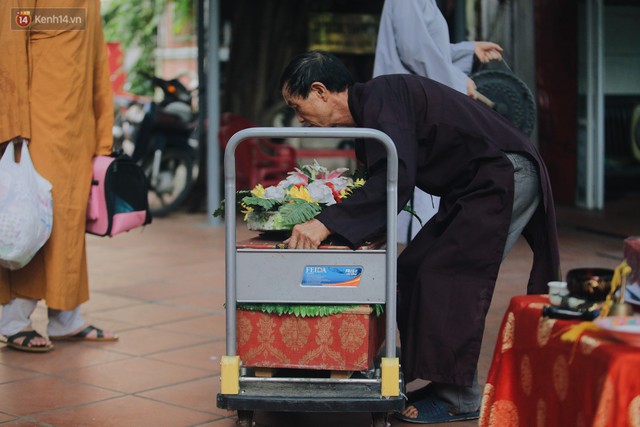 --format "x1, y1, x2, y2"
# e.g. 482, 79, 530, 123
325, 176, 351, 191
279, 167, 310, 188
263, 185, 286, 201
307, 181, 336, 205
